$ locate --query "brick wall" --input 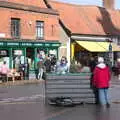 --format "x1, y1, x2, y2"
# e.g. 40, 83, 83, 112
0, 7, 59, 41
